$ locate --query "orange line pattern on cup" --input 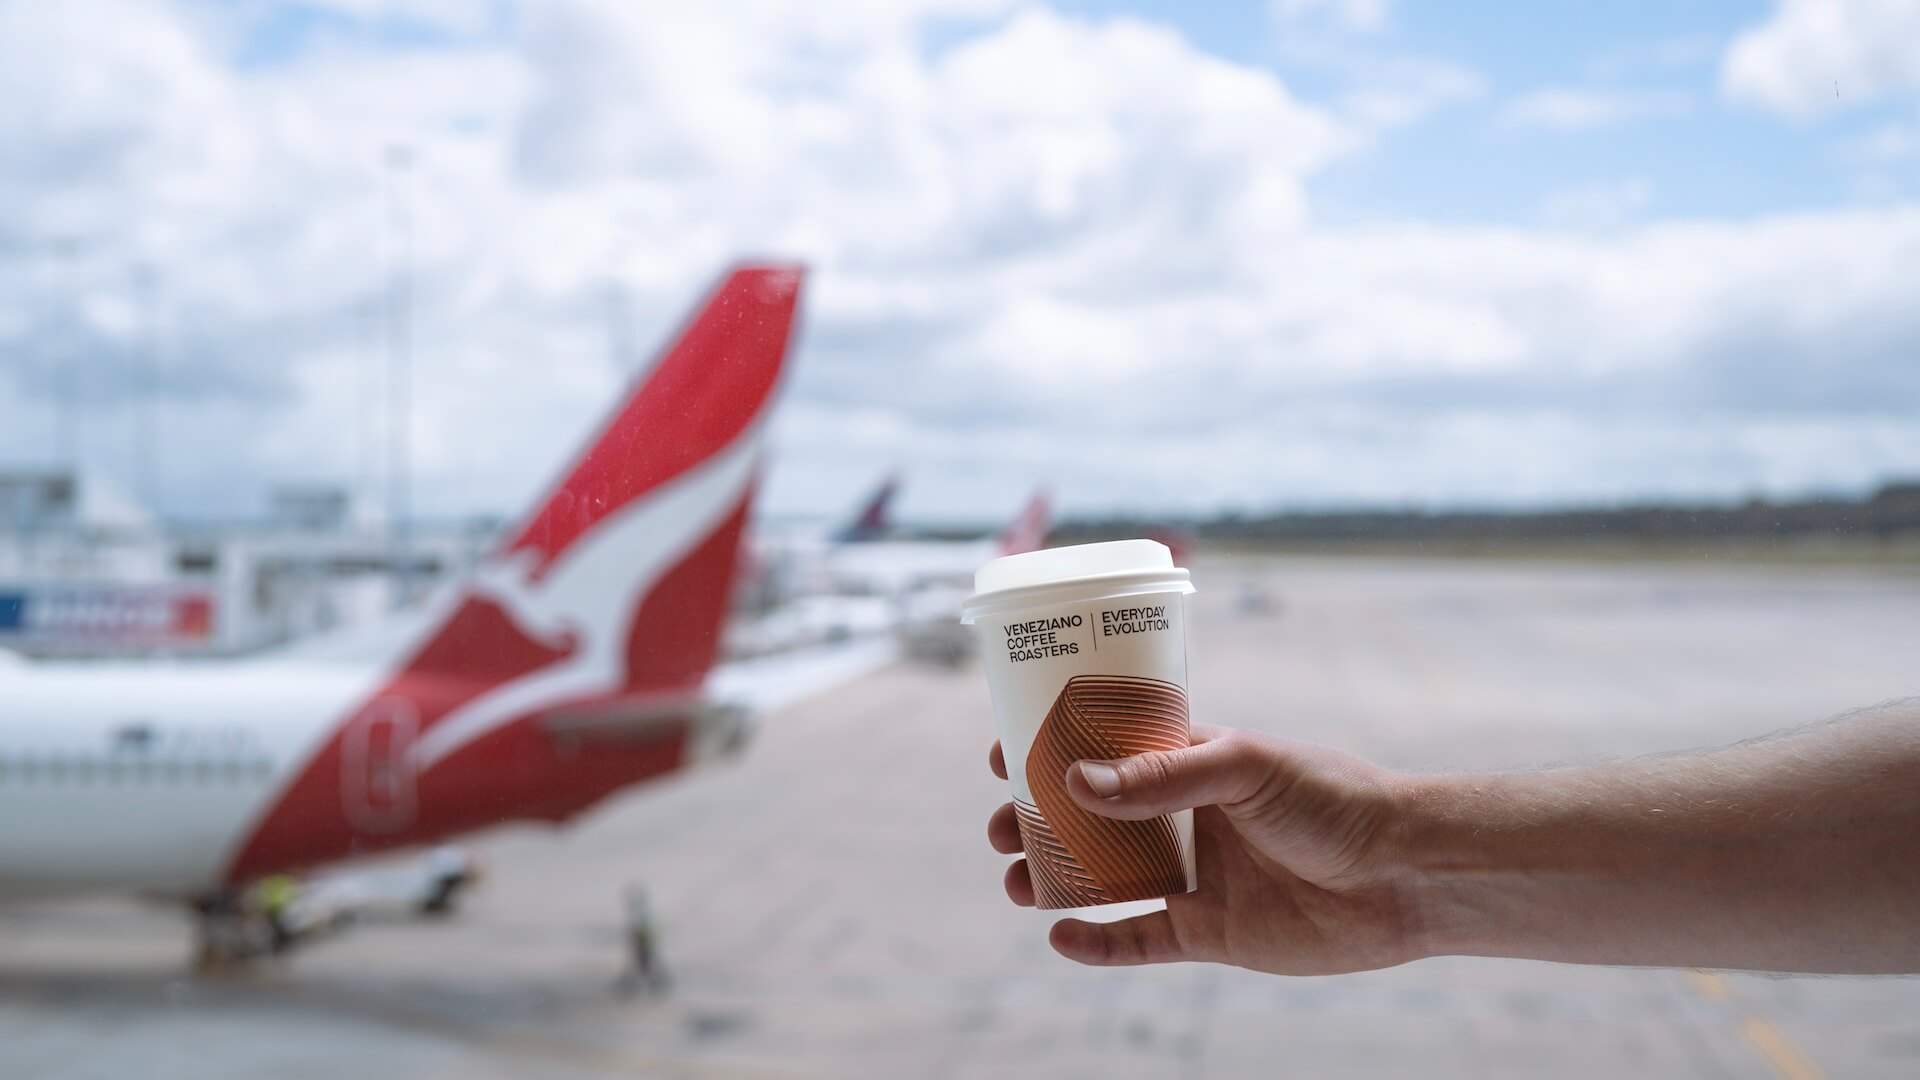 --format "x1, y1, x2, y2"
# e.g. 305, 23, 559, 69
1020, 675, 1191, 908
